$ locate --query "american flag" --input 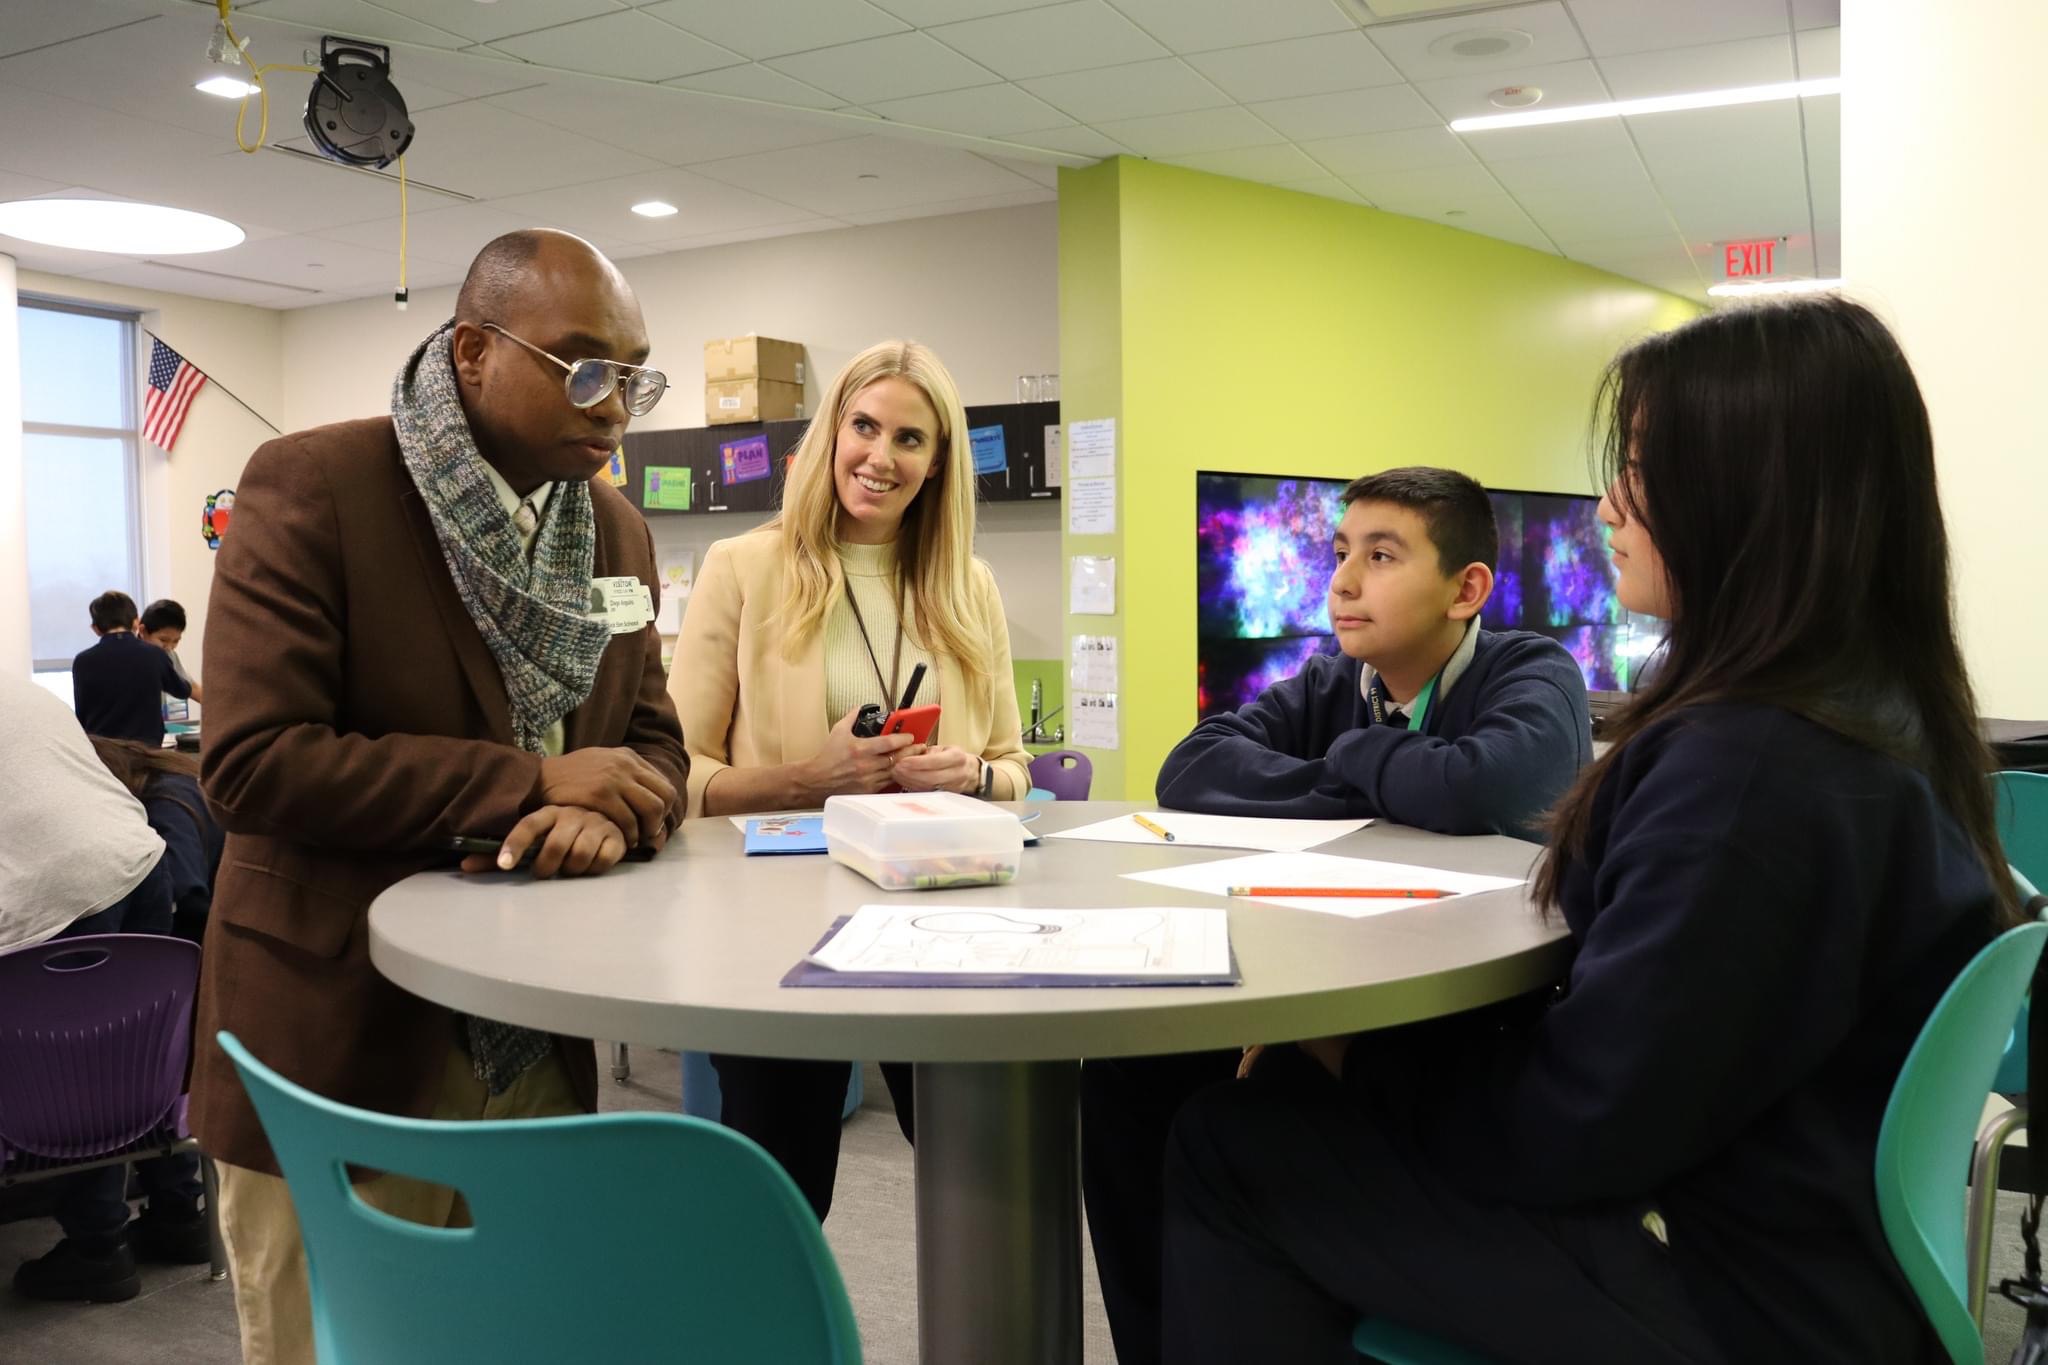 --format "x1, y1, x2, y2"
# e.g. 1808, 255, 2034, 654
143, 338, 207, 451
